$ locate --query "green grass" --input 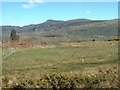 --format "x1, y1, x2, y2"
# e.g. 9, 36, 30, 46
3, 42, 118, 77
2, 49, 11, 58
2, 41, 119, 88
